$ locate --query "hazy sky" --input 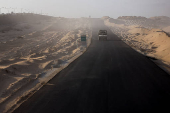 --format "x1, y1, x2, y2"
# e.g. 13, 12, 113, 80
0, 0, 170, 18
